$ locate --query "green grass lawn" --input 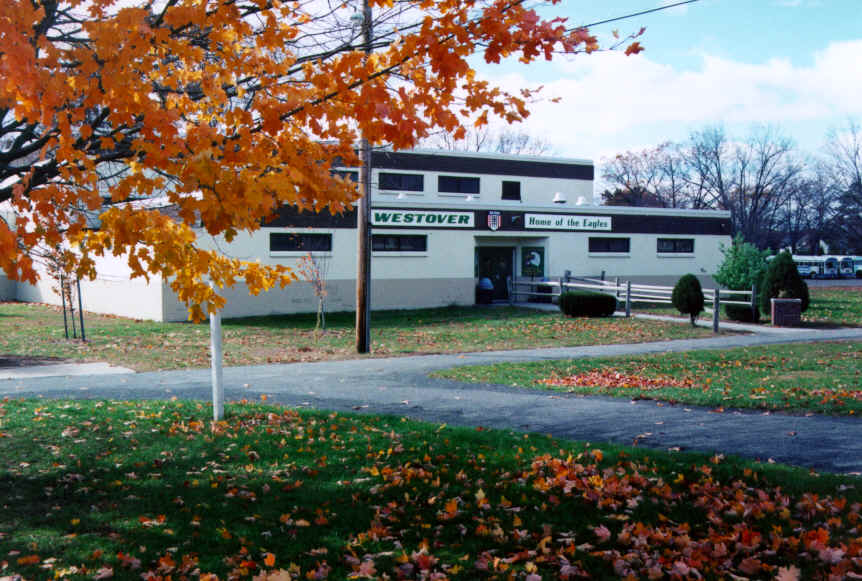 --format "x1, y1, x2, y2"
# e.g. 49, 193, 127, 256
633, 285, 862, 328
1, 398, 860, 580
803, 286, 862, 327
0, 302, 720, 371
434, 341, 862, 415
